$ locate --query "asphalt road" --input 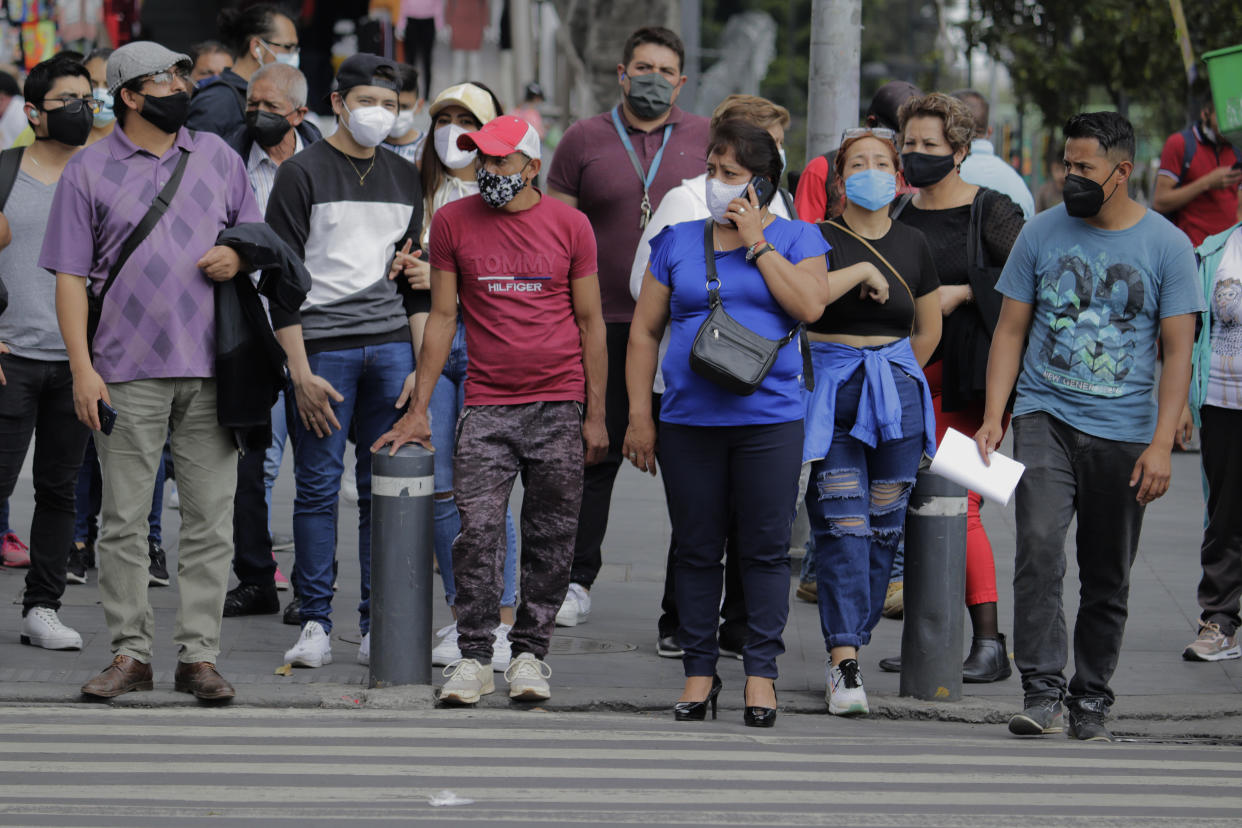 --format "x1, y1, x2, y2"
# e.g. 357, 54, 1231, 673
1, 706, 1239, 827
